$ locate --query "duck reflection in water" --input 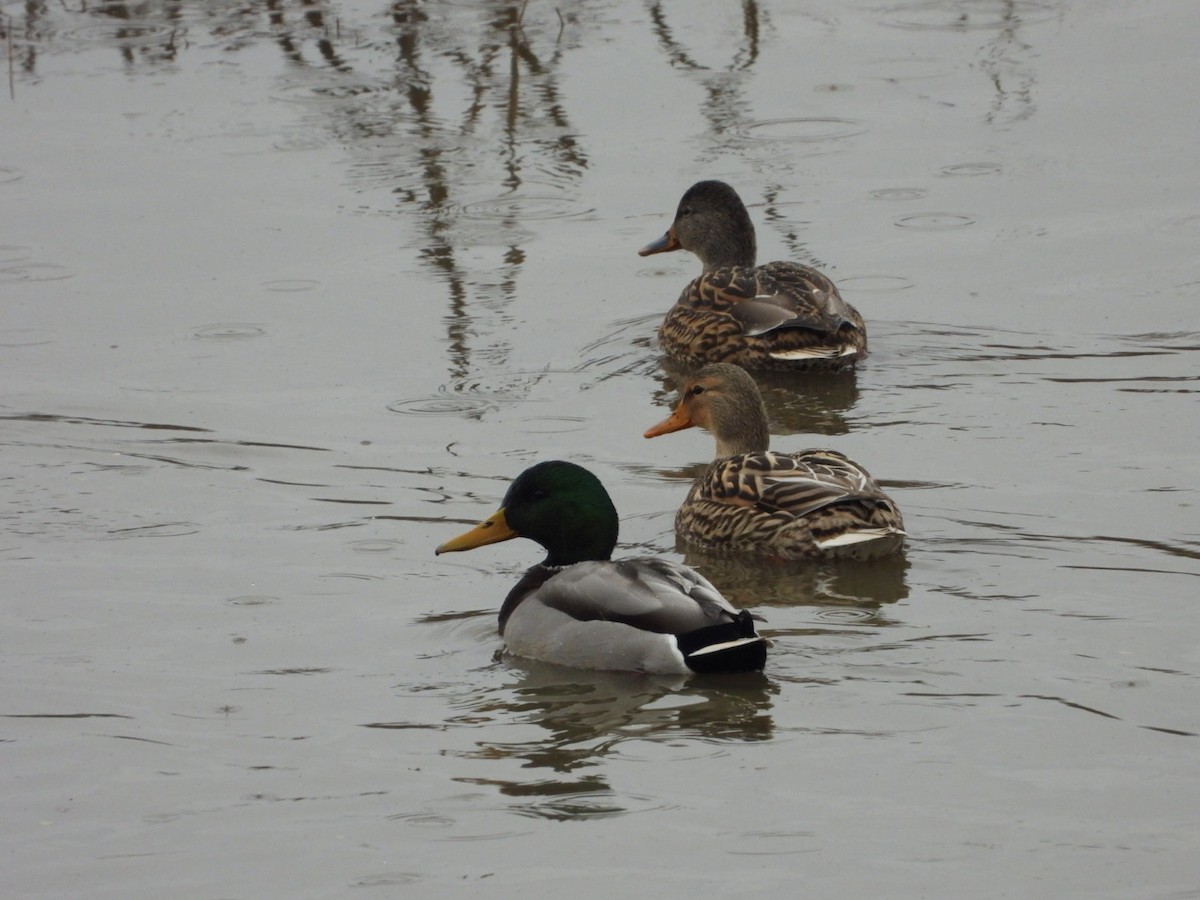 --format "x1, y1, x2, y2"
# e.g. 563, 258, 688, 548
445, 663, 776, 820
677, 548, 910, 612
